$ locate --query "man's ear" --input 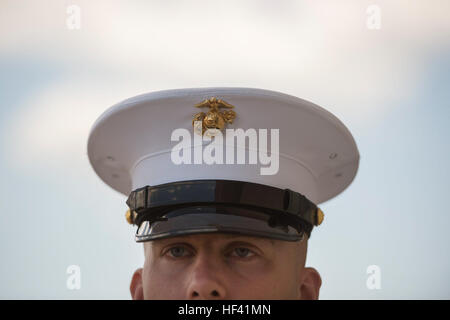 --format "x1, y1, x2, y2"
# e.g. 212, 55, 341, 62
299, 267, 322, 300
130, 268, 144, 300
